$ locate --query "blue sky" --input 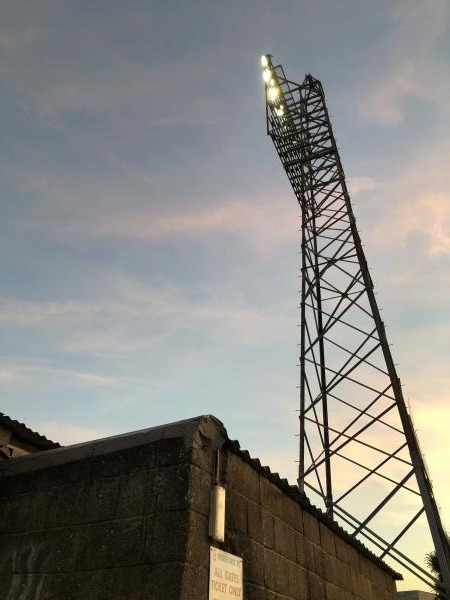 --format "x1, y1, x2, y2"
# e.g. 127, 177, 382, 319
1, 0, 449, 589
